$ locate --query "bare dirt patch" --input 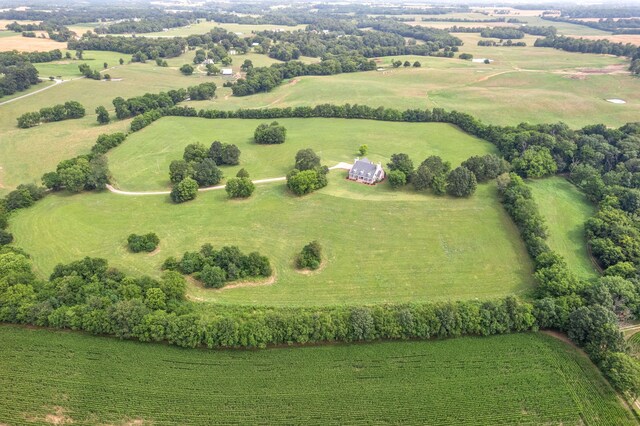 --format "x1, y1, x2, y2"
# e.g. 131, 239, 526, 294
562, 64, 629, 80
147, 247, 161, 257
186, 273, 277, 295
29, 406, 74, 425
294, 259, 327, 276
